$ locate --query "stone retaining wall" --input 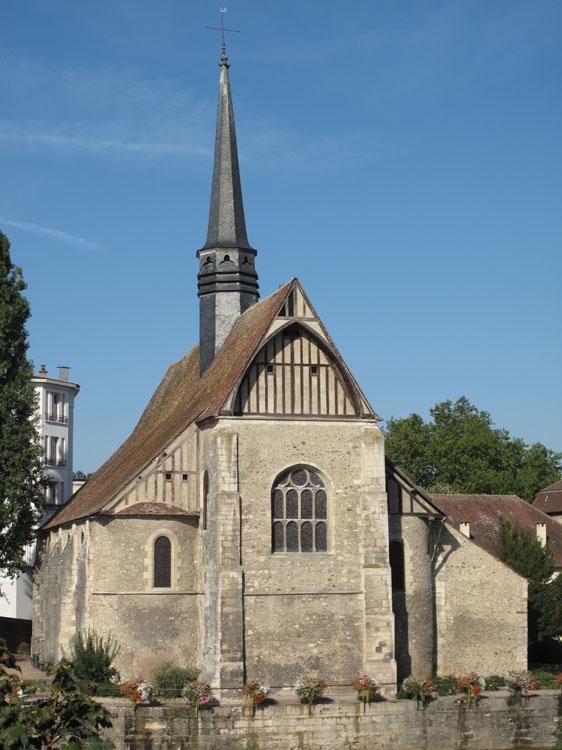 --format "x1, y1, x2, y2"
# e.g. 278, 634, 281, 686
100, 692, 562, 750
